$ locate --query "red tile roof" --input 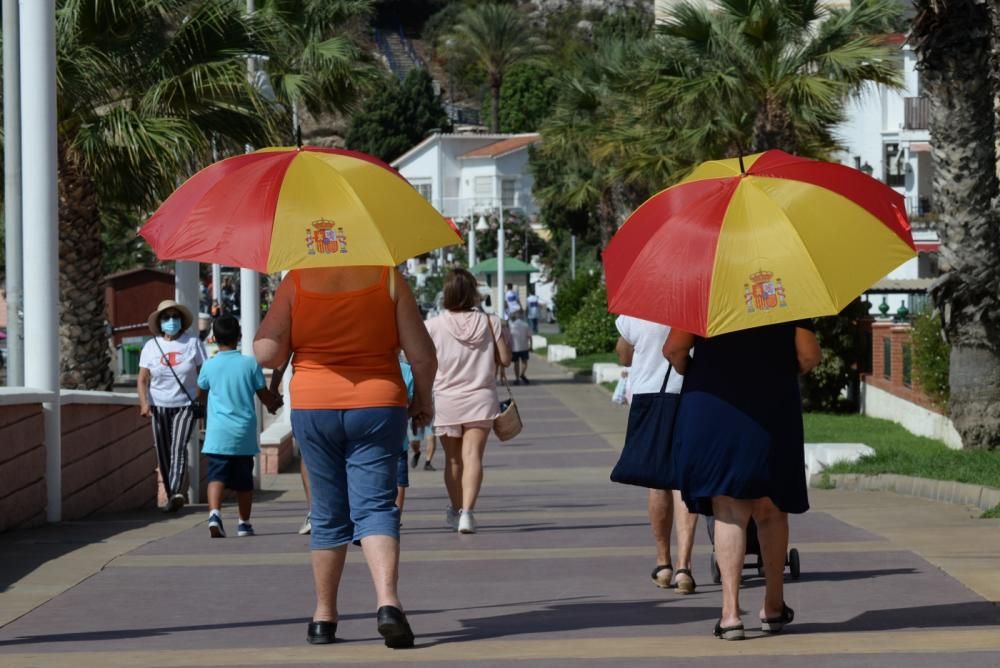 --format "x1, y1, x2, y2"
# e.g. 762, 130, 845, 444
459, 134, 541, 159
